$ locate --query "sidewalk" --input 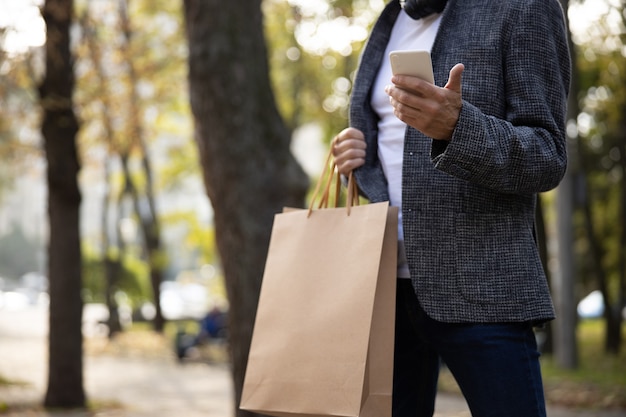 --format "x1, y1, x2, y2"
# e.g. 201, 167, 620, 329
0, 306, 623, 417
